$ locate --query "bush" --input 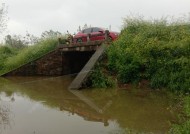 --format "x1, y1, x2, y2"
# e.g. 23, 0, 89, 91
107, 18, 190, 92
88, 63, 115, 88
